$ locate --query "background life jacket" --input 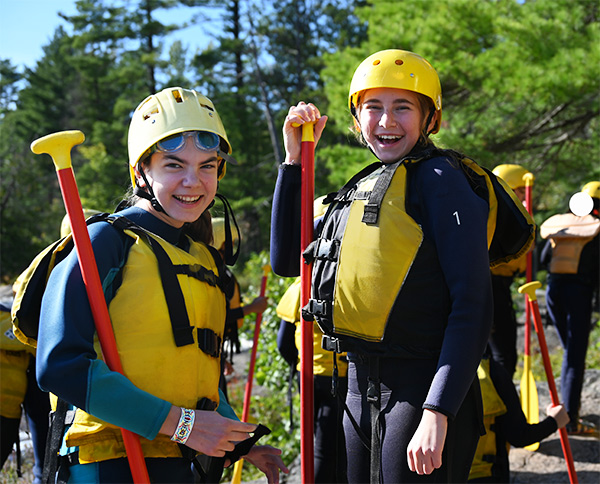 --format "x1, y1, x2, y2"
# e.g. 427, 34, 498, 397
303, 147, 535, 352
1, 306, 31, 419
468, 358, 509, 480
540, 213, 600, 274
276, 277, 348, 377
